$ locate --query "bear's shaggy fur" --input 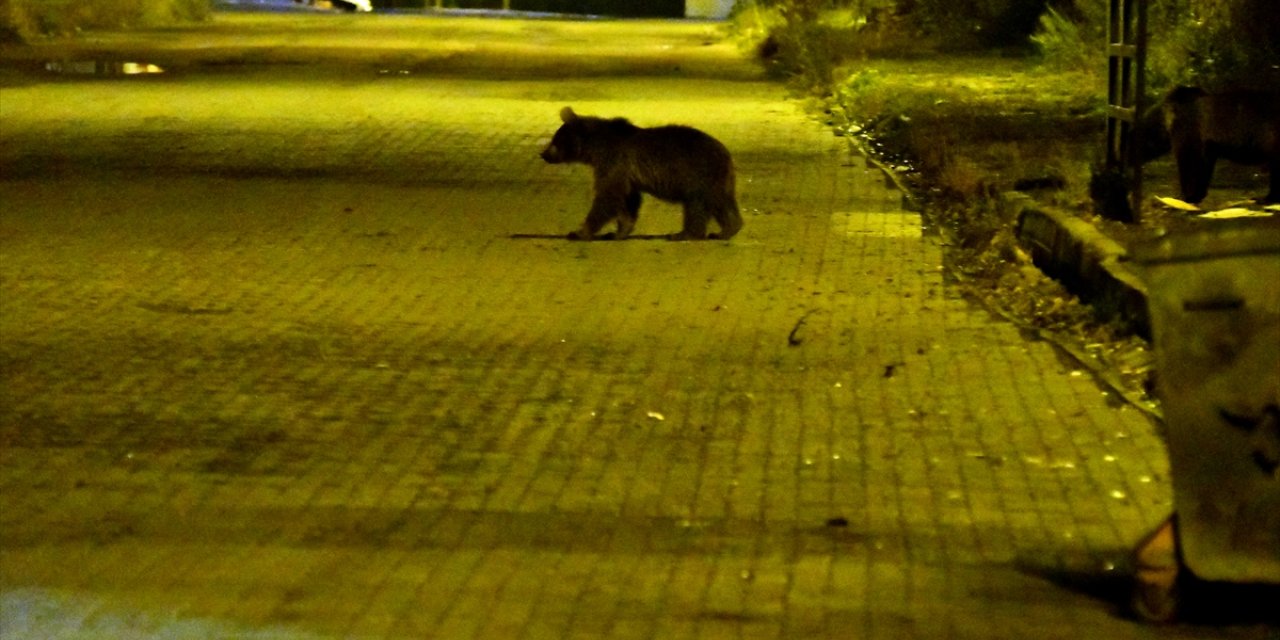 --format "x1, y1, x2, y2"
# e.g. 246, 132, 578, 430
1142, 86, 1279, 204
541, 106, 743, 240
